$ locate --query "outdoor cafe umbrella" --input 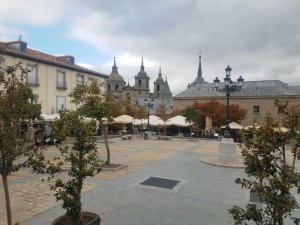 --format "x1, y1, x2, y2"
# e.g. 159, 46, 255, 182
133, 115, 164, 126
148, 115, 165, 126
113, 115, 134, 124
41, 113, 60, 122
166, 115, 191, 127
221, 122, 244, 130
244, 123, 261, 130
